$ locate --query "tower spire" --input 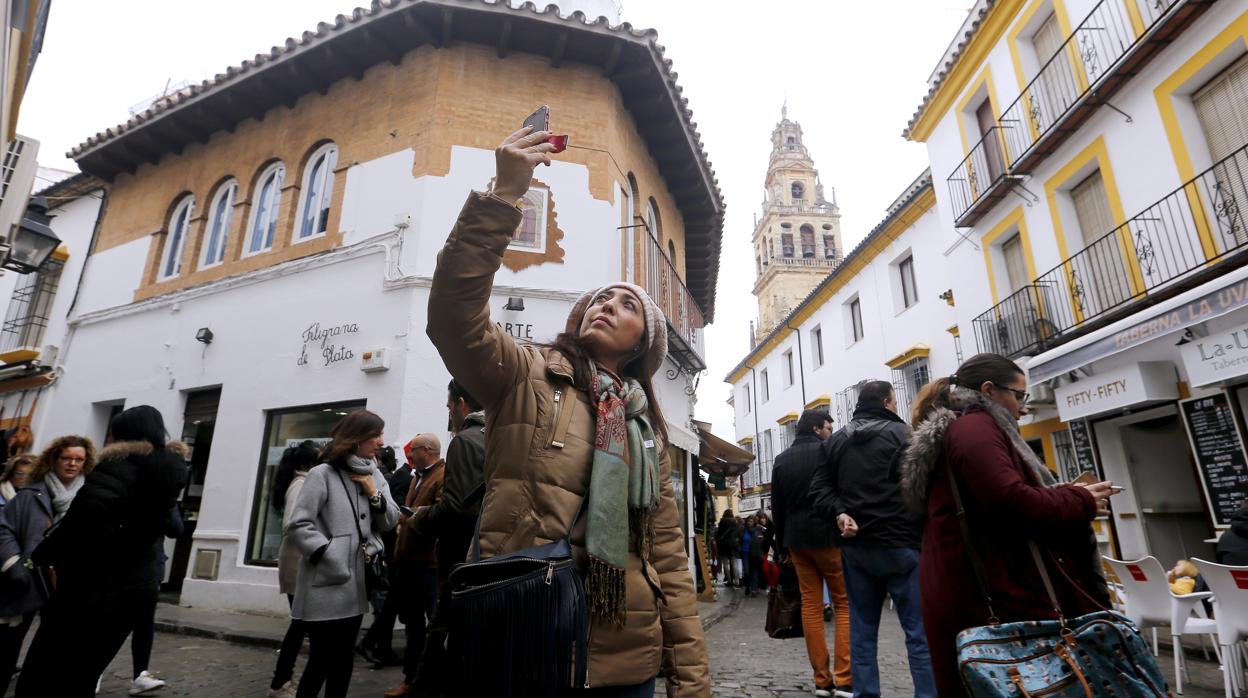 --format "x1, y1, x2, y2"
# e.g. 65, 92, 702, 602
781, 100, 787, 122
